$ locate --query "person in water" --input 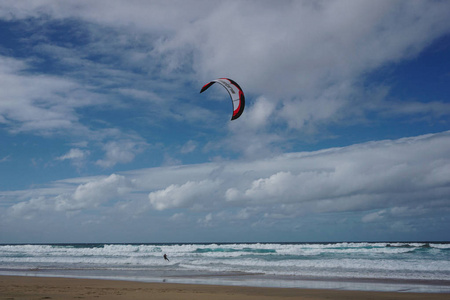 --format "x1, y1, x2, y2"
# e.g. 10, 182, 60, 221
163, 253, 169, 261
